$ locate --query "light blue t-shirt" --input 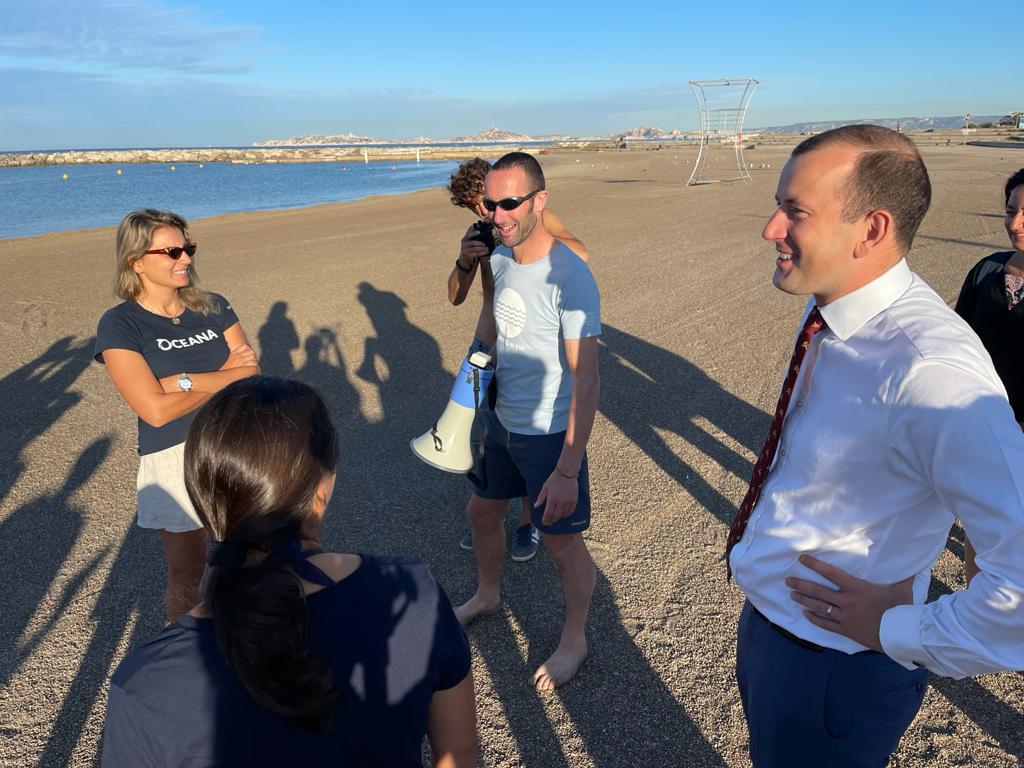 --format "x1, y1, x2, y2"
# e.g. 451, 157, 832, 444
491, 241, 601, 435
